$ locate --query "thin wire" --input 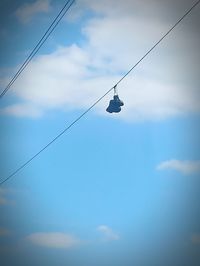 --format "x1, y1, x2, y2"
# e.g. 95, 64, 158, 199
0, 87, 114, 186
0, 0, 199, 186
115, 0, 200, 87
0, 0, 75, 99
